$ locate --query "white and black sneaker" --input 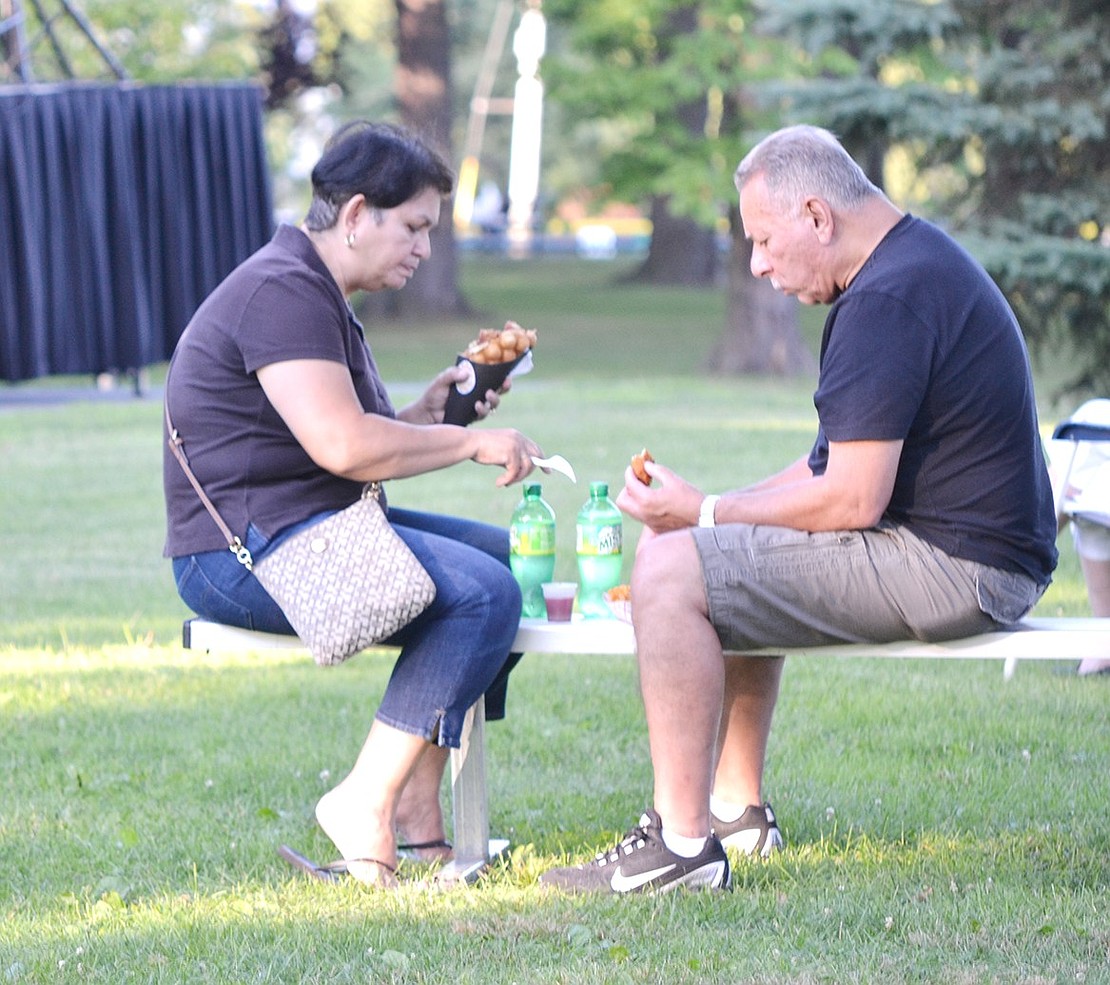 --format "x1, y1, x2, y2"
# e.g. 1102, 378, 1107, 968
711, 801, 783, 858
540, 809, 731, 895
